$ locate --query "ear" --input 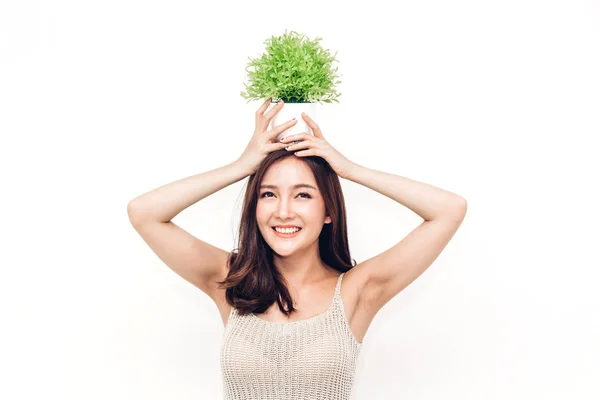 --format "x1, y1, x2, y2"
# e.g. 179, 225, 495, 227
325, 216, 332, 224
